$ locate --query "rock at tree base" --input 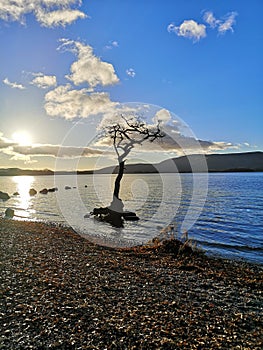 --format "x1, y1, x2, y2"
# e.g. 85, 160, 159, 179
122, 211, 140, 221
90, 206, 139, 228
